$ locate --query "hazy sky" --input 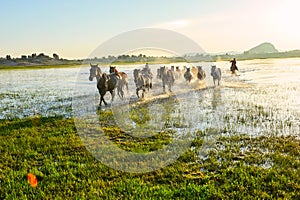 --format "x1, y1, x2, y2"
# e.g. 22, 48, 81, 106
1, 0, 299, 59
